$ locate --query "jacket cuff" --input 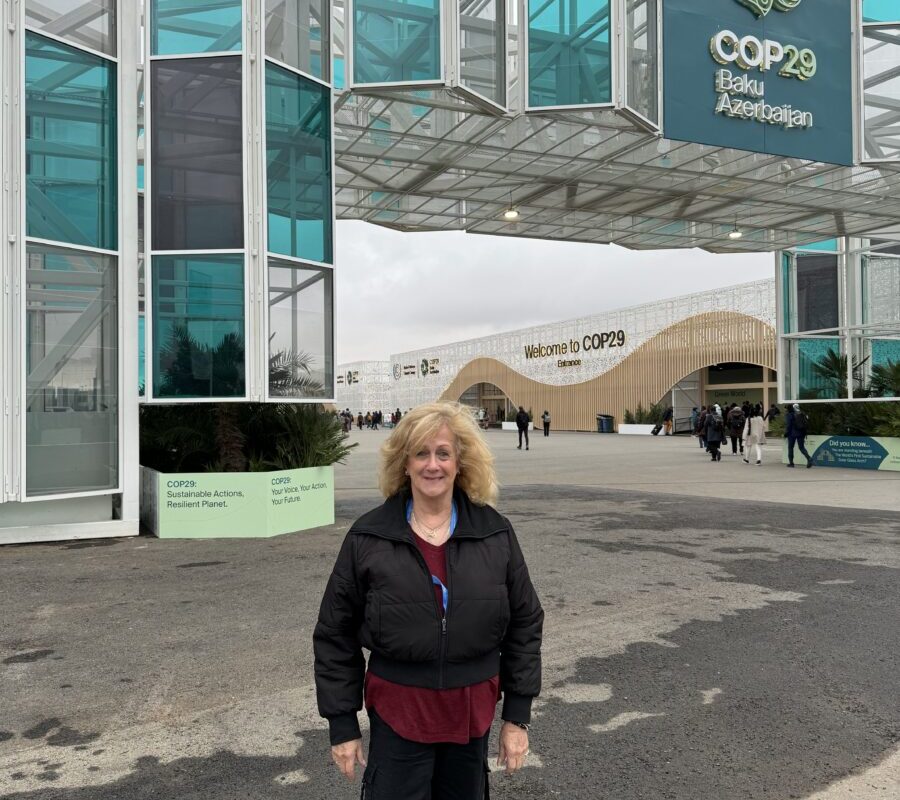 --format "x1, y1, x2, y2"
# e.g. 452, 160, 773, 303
328, 713, 362, 746
501, 692, 533, 725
